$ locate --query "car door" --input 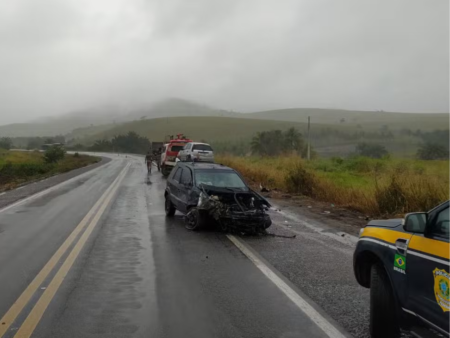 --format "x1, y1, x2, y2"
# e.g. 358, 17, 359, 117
169, 167, 184, 209
178, 167, 193, 212
406, 202, 449, 334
